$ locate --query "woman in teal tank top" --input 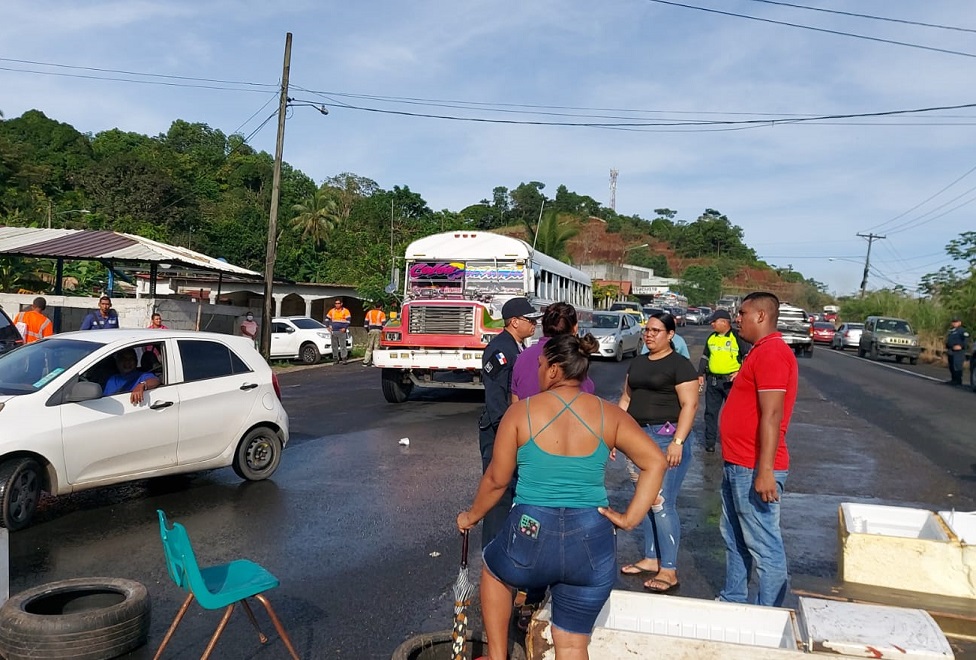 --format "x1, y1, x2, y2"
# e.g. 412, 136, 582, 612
458, 334, 667, 660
